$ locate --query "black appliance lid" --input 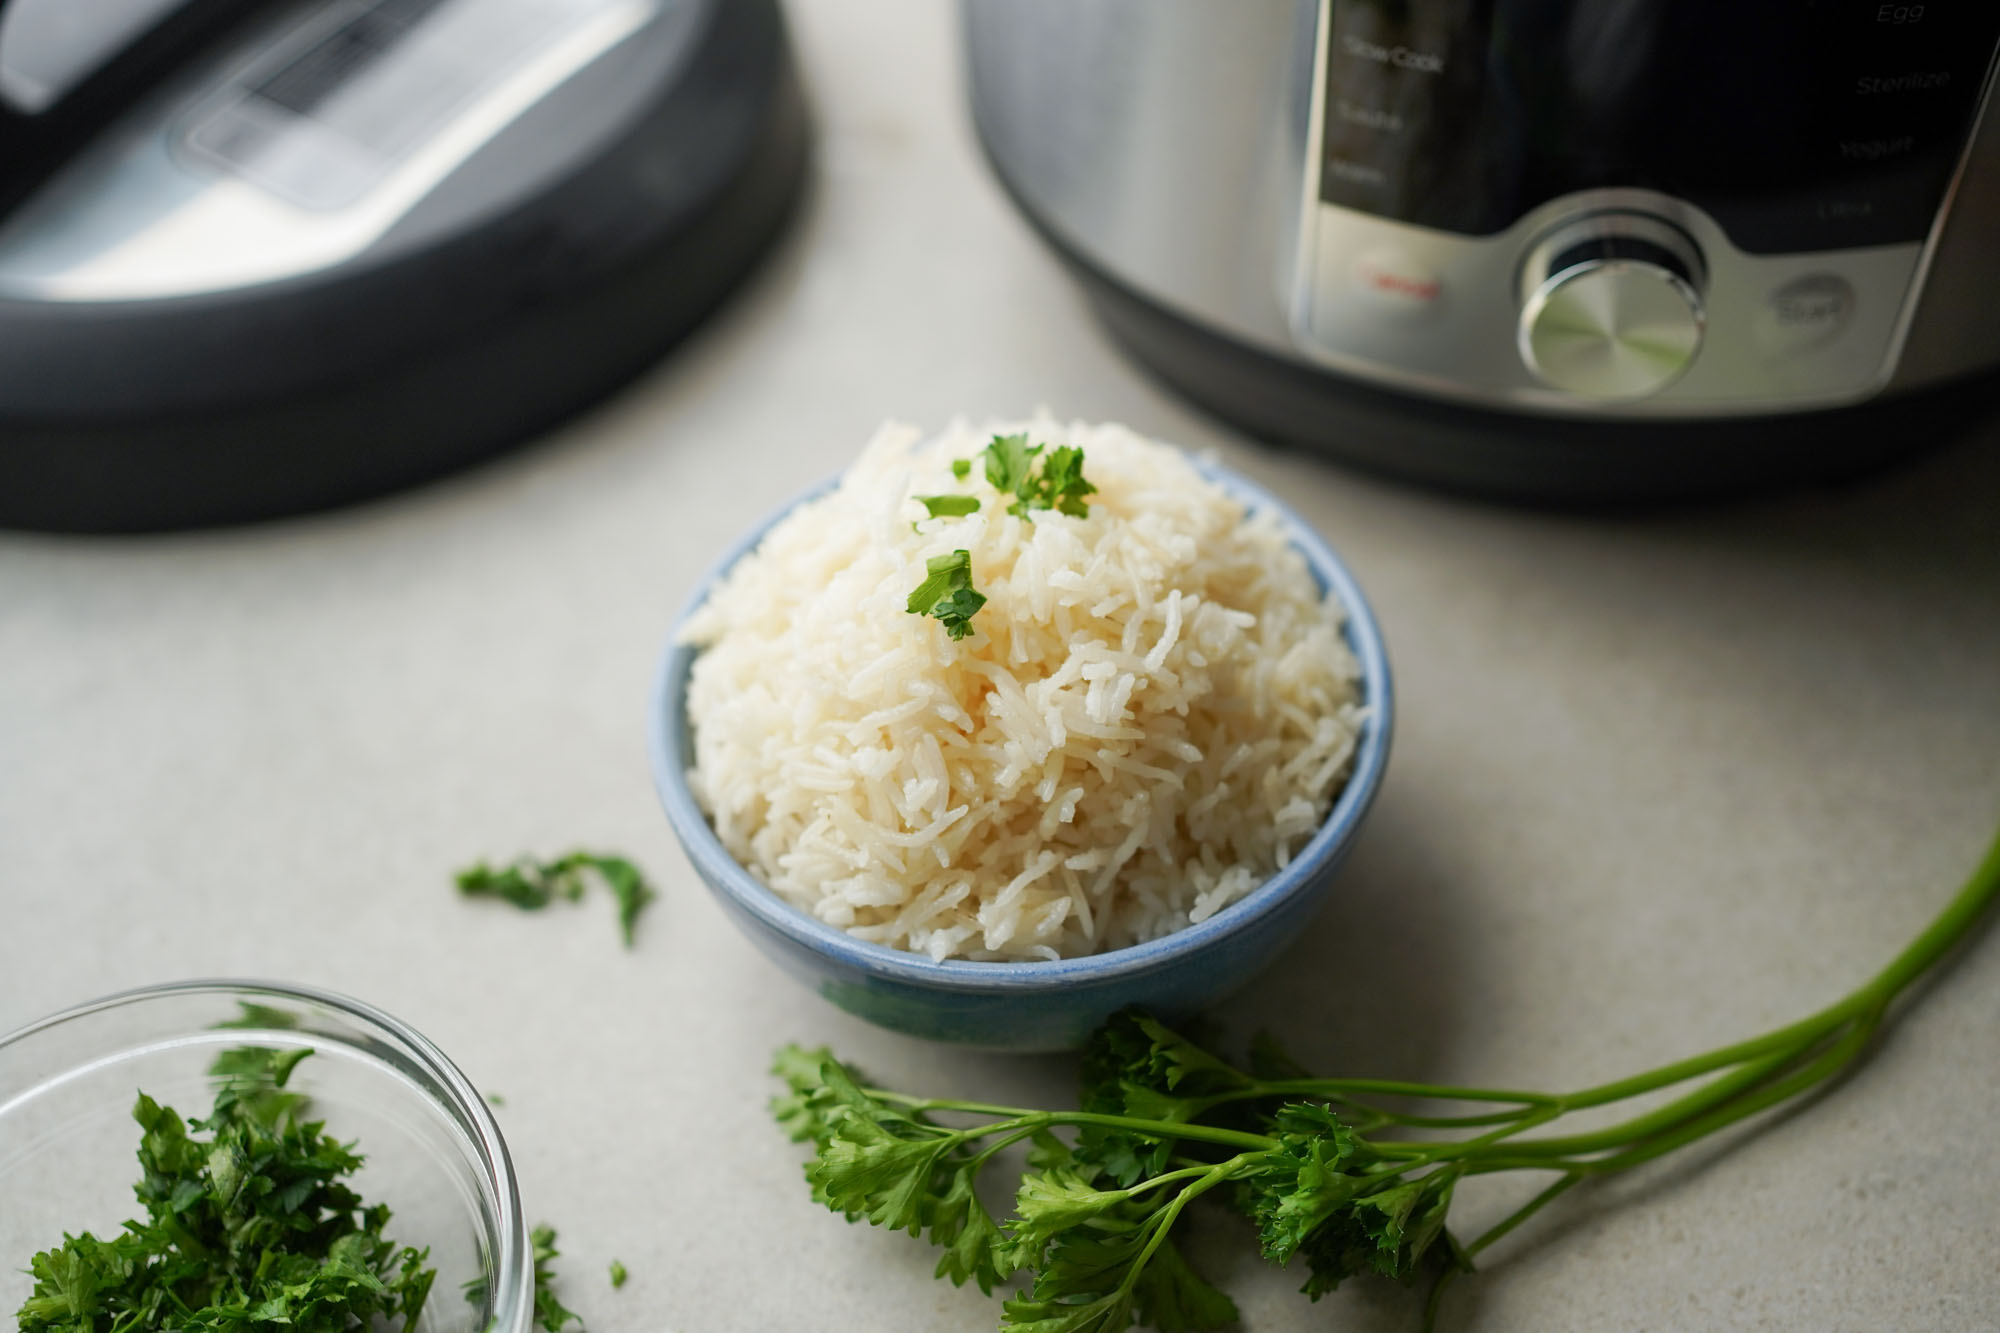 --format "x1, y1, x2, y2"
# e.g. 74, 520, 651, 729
0, 0, 809, 532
